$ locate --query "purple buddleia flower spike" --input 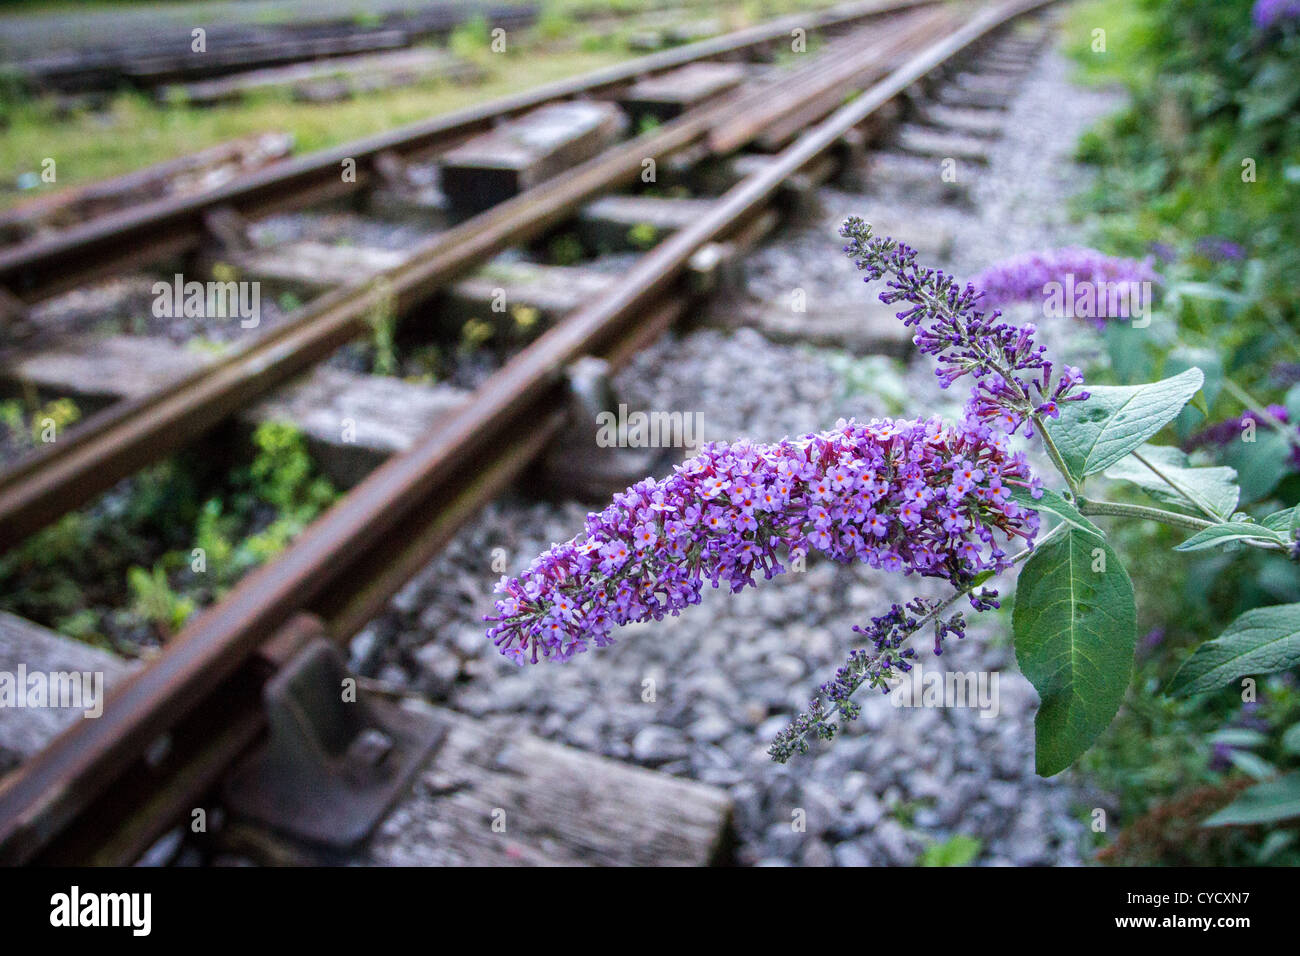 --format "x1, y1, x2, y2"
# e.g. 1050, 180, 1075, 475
969, 247, 1160, 330
1253, 0, 1300, 30
769, 595, 995, 761
1194, 237, 1247, 262
485, 416, 1041, 666
840, 217, 1090, 438
1147, 241, 1178, 265
485, 220, 1078, 763
1187, 406, 1300, 469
